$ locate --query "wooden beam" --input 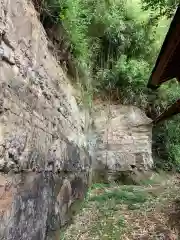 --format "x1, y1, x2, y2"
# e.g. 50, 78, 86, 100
153, 99, 180, 124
